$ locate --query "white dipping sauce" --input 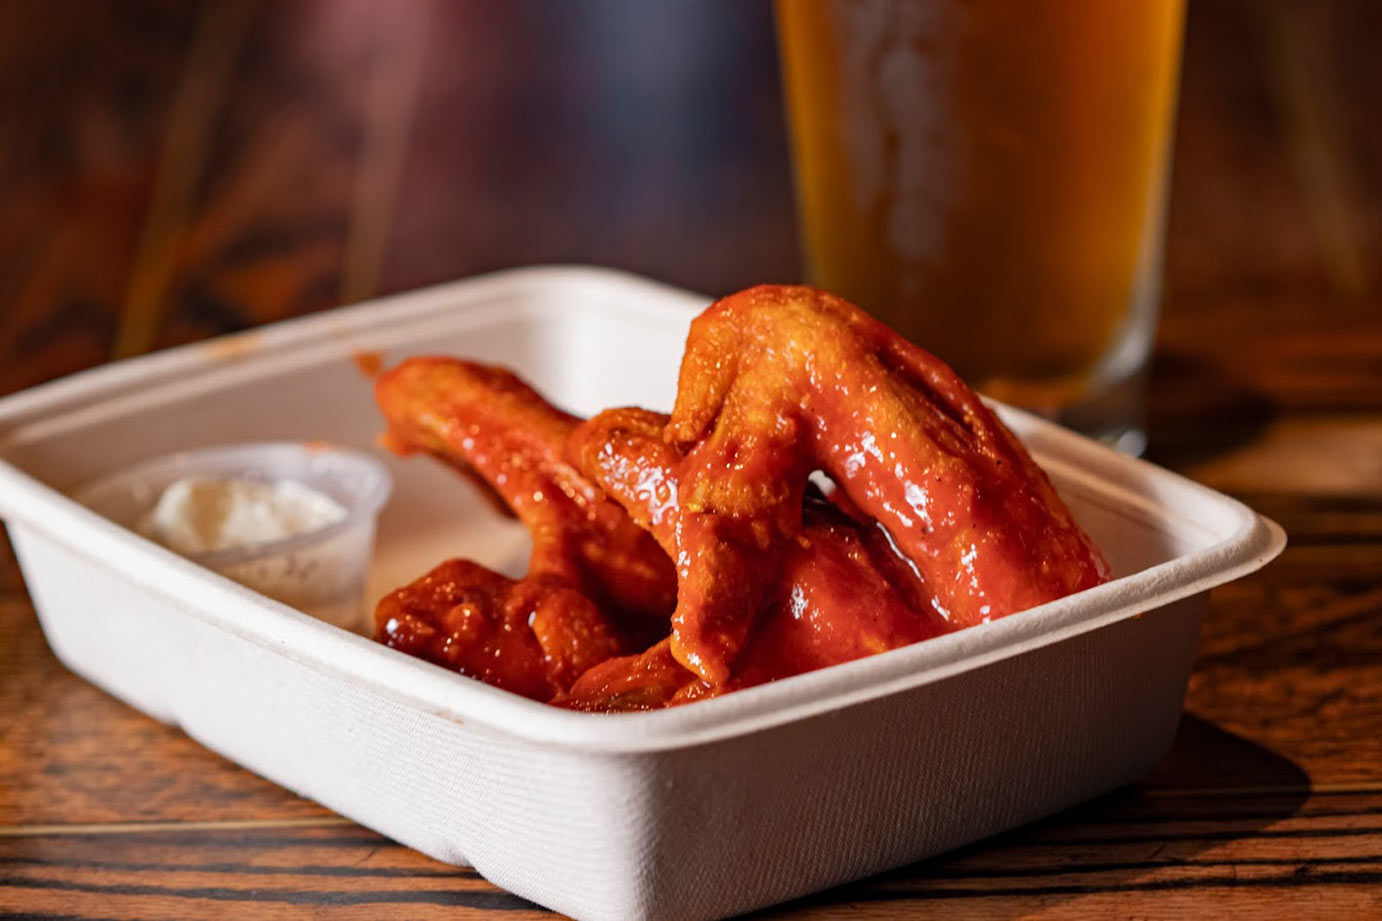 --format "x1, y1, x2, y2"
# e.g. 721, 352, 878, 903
138, 476, 346, 555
